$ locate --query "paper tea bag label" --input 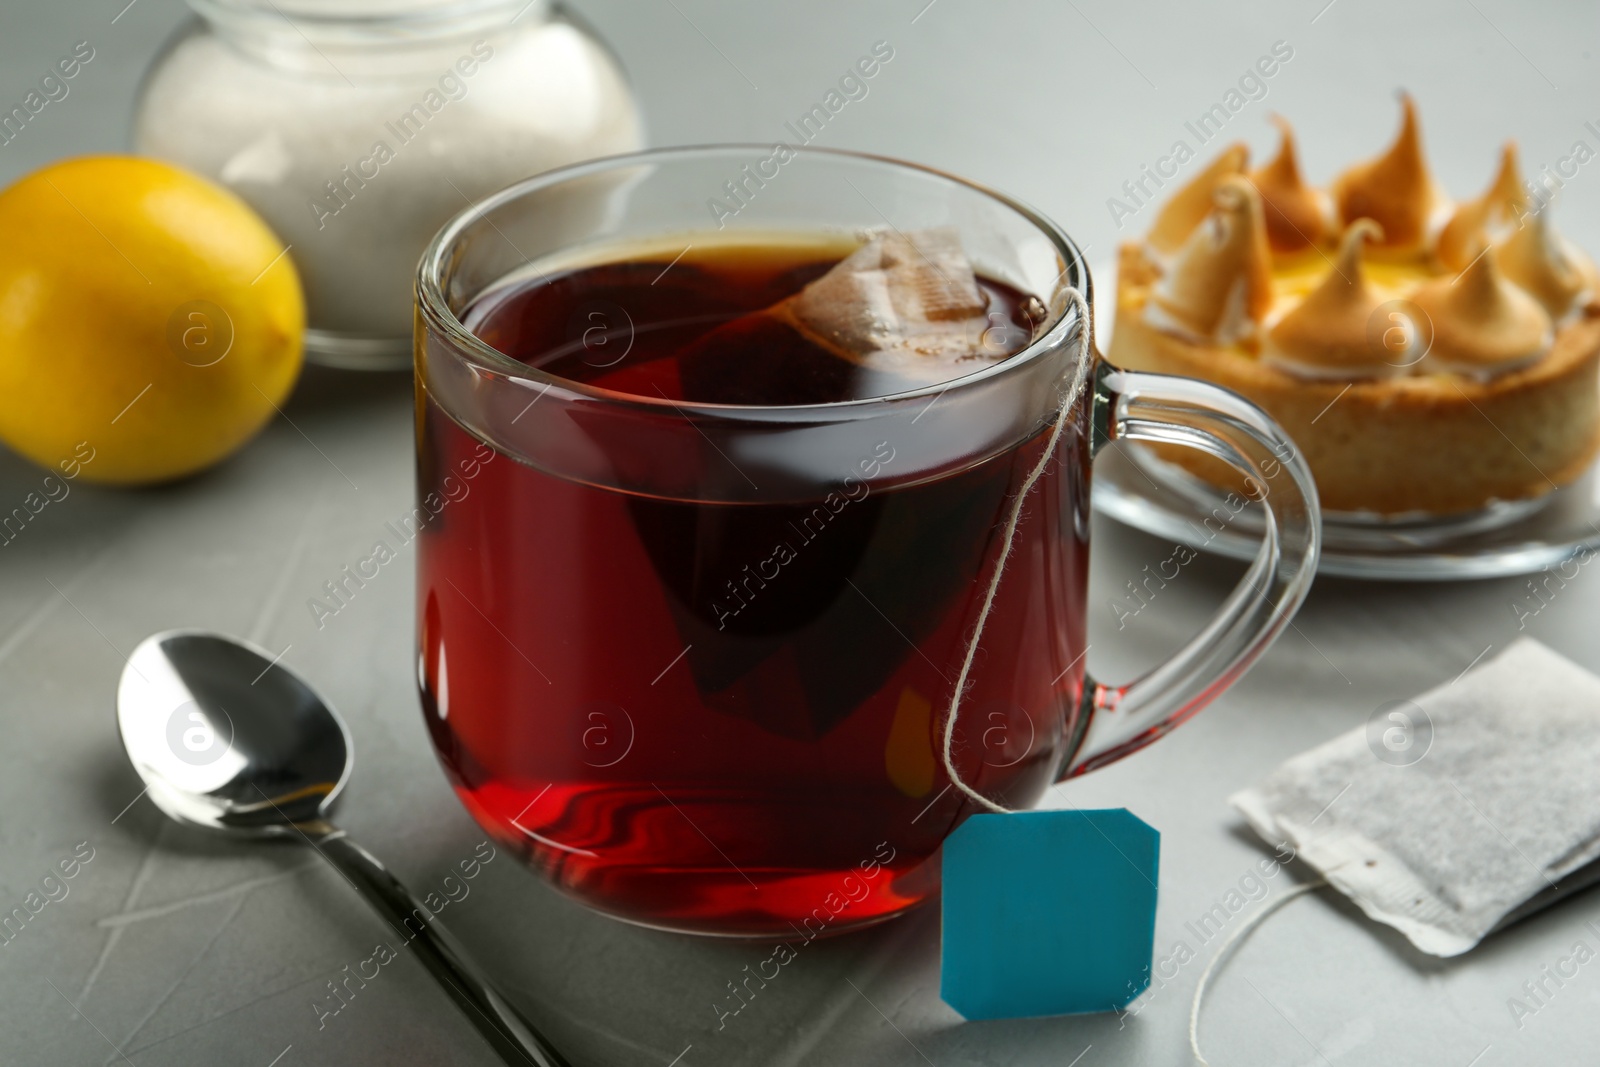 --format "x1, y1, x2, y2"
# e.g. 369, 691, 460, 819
941, 808, 1159, 1020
